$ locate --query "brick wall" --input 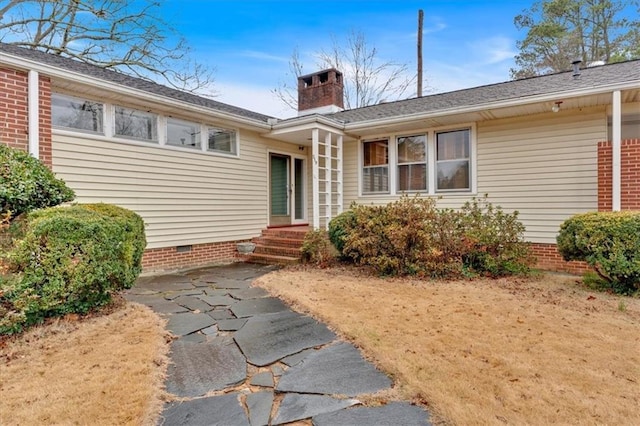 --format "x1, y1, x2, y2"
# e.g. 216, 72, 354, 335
0, 67, 52, 167
530, 243, 590, 275
141, 240, 246, 272
598, 139, 640, 211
